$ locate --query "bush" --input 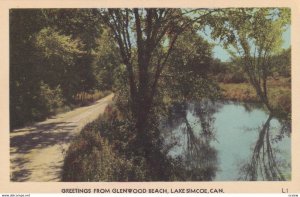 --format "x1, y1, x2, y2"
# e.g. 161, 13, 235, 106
62, 108, 148, 181
39, 82, 65, 114
62, 128, 146, 181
